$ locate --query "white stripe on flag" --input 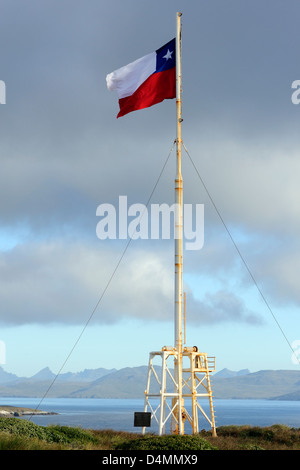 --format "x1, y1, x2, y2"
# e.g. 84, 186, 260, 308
106, 52, 156, 99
